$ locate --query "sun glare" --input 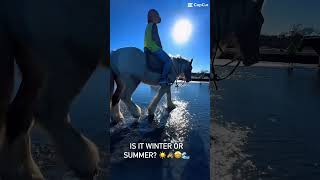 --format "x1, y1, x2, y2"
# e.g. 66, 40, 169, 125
172, 19, 192, 44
